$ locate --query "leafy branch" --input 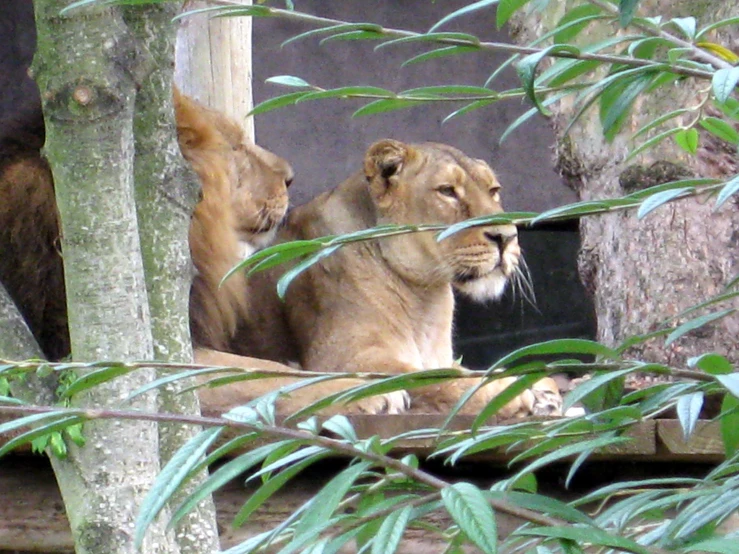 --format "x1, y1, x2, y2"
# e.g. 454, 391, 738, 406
0, 402, 697, 554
